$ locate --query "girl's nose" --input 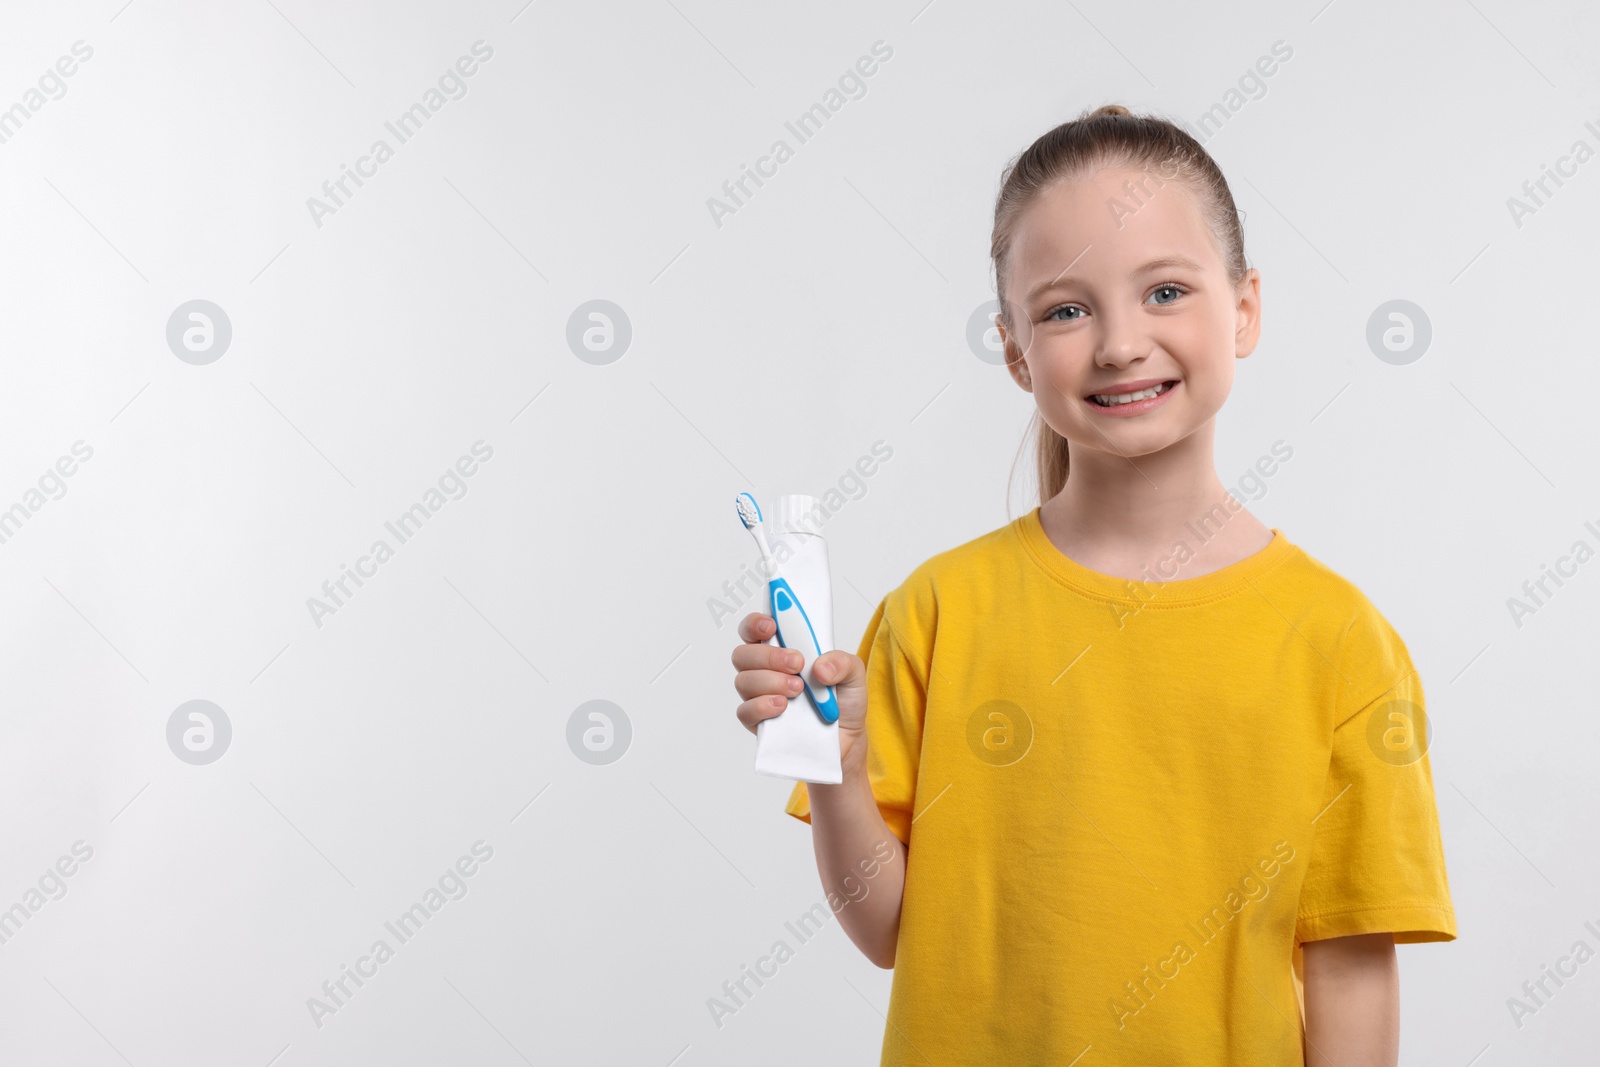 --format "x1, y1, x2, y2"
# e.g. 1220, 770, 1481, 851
1093, 310, 1151, 366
